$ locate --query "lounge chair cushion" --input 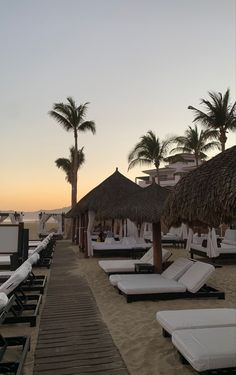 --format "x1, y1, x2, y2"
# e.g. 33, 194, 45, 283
0, 255, 11, 266
27, 253, 40, 265
117, 276, 186, 295
109, 258, 193, 293
0, 292, 8, 309
0, 262, 32, 295
161, 257, 193, 281
98, 248, 171, 274
110, 273, 159, 286
178, 261, 215, 293
156, 308, 236, 335
172, 327, 236, 371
